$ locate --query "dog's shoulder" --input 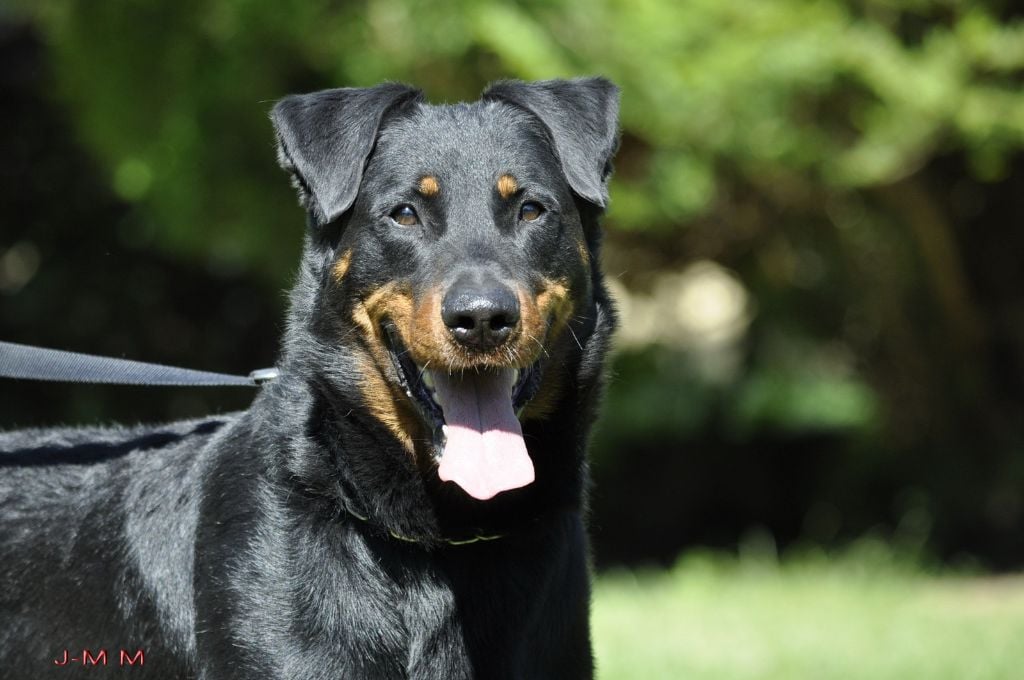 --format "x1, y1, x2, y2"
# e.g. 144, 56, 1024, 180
0, 415, 236, 520
0, 415, 233, 468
